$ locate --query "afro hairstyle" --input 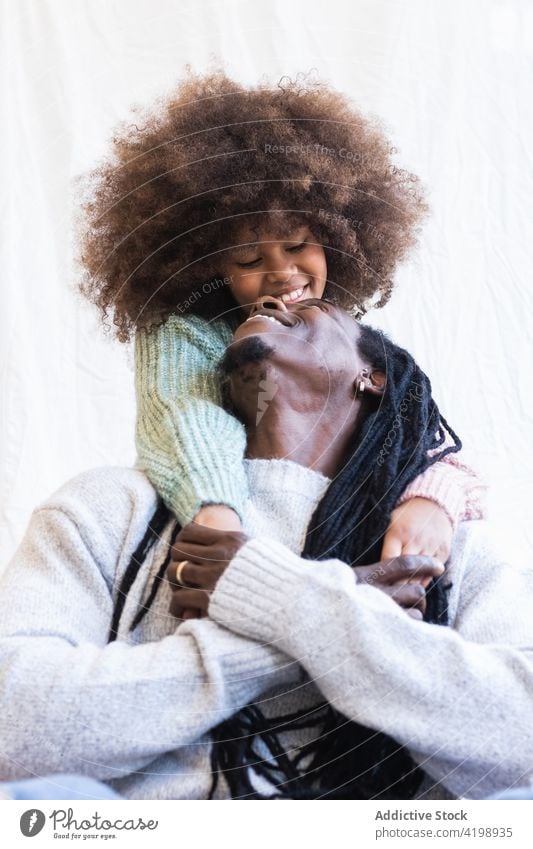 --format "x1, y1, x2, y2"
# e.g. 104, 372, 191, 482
75, 66, 429, 341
